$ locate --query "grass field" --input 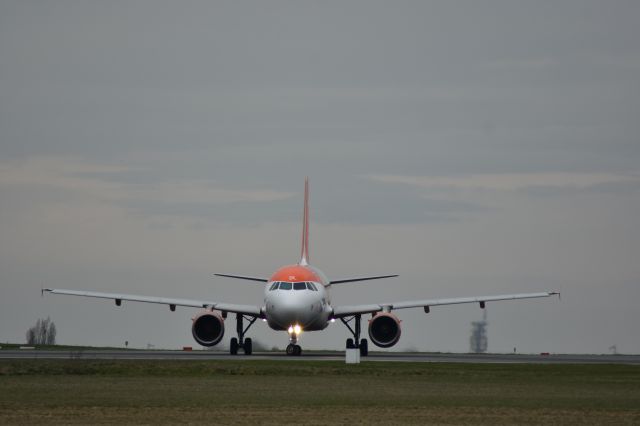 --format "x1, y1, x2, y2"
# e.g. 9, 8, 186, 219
1, 360, 639, 425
